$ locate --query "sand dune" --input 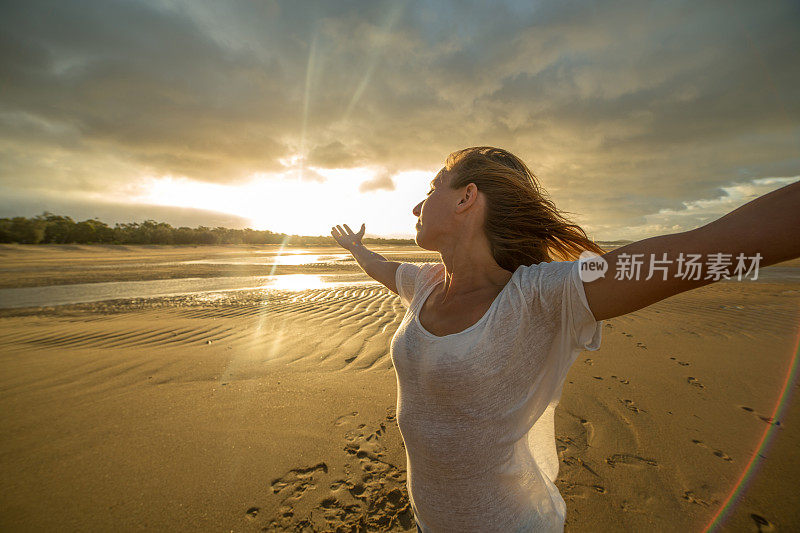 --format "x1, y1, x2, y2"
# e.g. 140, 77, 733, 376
0, 246, 798, 531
